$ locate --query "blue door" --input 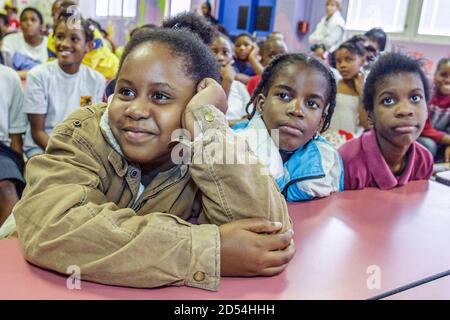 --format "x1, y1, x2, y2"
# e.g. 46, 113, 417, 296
219, 0, 277, 38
